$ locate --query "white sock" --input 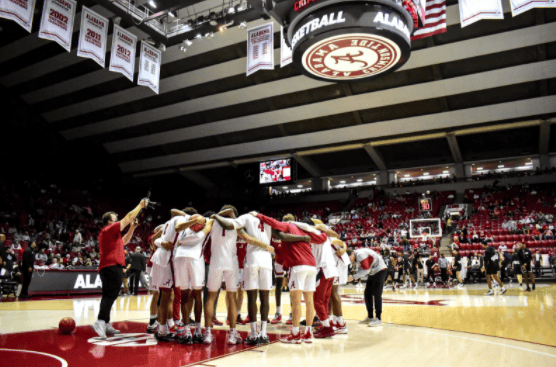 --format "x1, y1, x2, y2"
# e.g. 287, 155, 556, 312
292, 326, 299, 335
195, 323, 201, 334
230, 328, 236, 334
332, 315, 338, 323
261, 321, 267, 335
304, 327, 312, 336
158, 323, 168, 335
206, 327, 211, 333
276, 306, 282, 314
323, 319, 330, 327
250, 322, 257, 335
150, 314, 157, 320
167, 318, 174, 329
338, 316, 344, 325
